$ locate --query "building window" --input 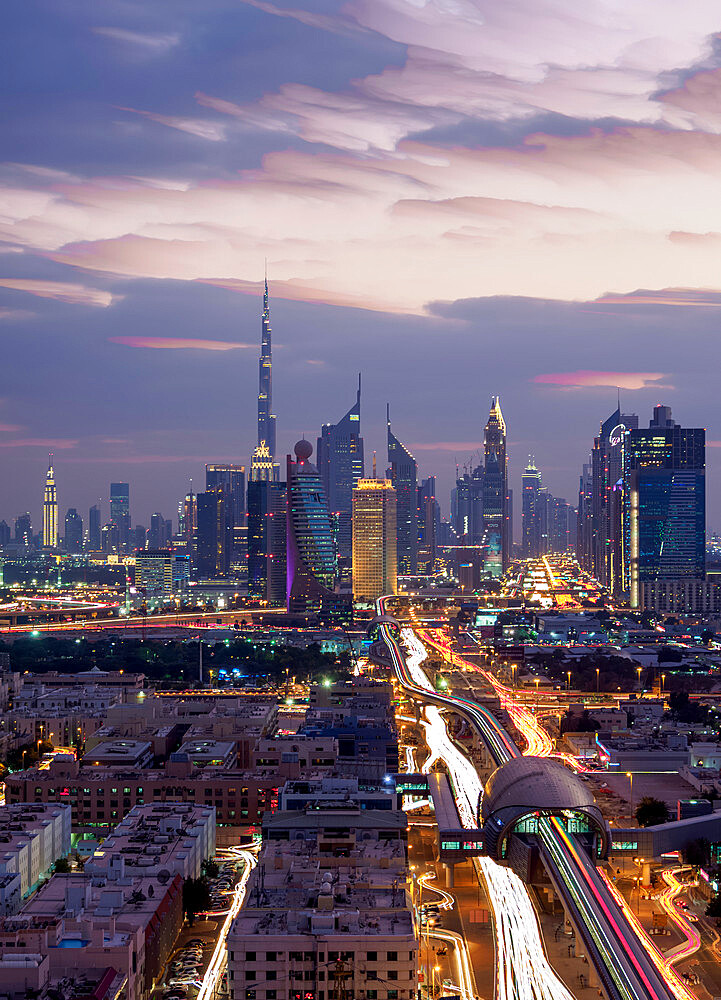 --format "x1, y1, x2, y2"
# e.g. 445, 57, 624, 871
267, 992, 277, 999
266, 953, 277, 962
366, 953, 377, 962
388, 972, 398, 981
387, 952, 397, 962
267, 973, 277, 982
246, 954, 256, 963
